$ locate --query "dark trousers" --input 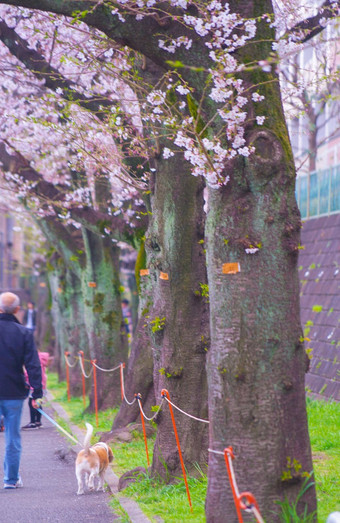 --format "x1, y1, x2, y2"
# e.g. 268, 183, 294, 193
28, 398, 41, 423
